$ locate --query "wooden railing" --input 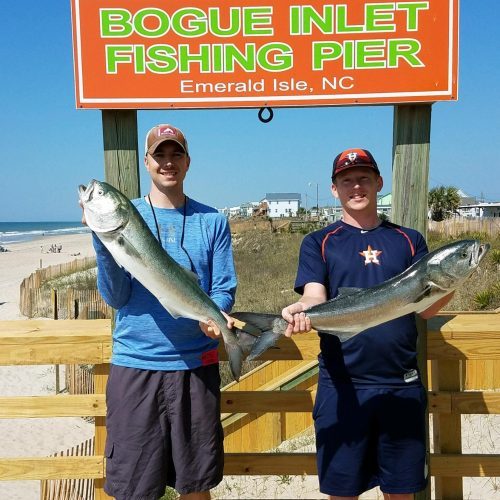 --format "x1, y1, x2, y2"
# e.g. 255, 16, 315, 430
0, 312, 498, 499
